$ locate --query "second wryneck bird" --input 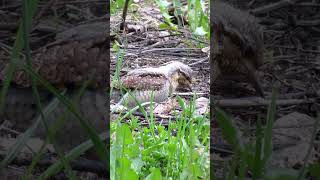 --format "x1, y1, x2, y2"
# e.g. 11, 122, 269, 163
212, 1, 265, 97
